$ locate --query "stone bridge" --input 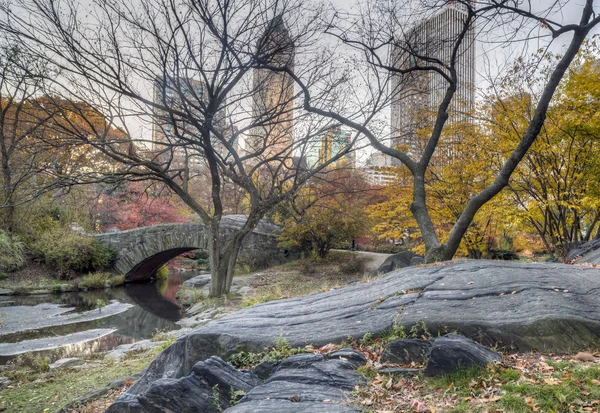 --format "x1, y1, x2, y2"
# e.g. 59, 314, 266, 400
91, 216, 294, 282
